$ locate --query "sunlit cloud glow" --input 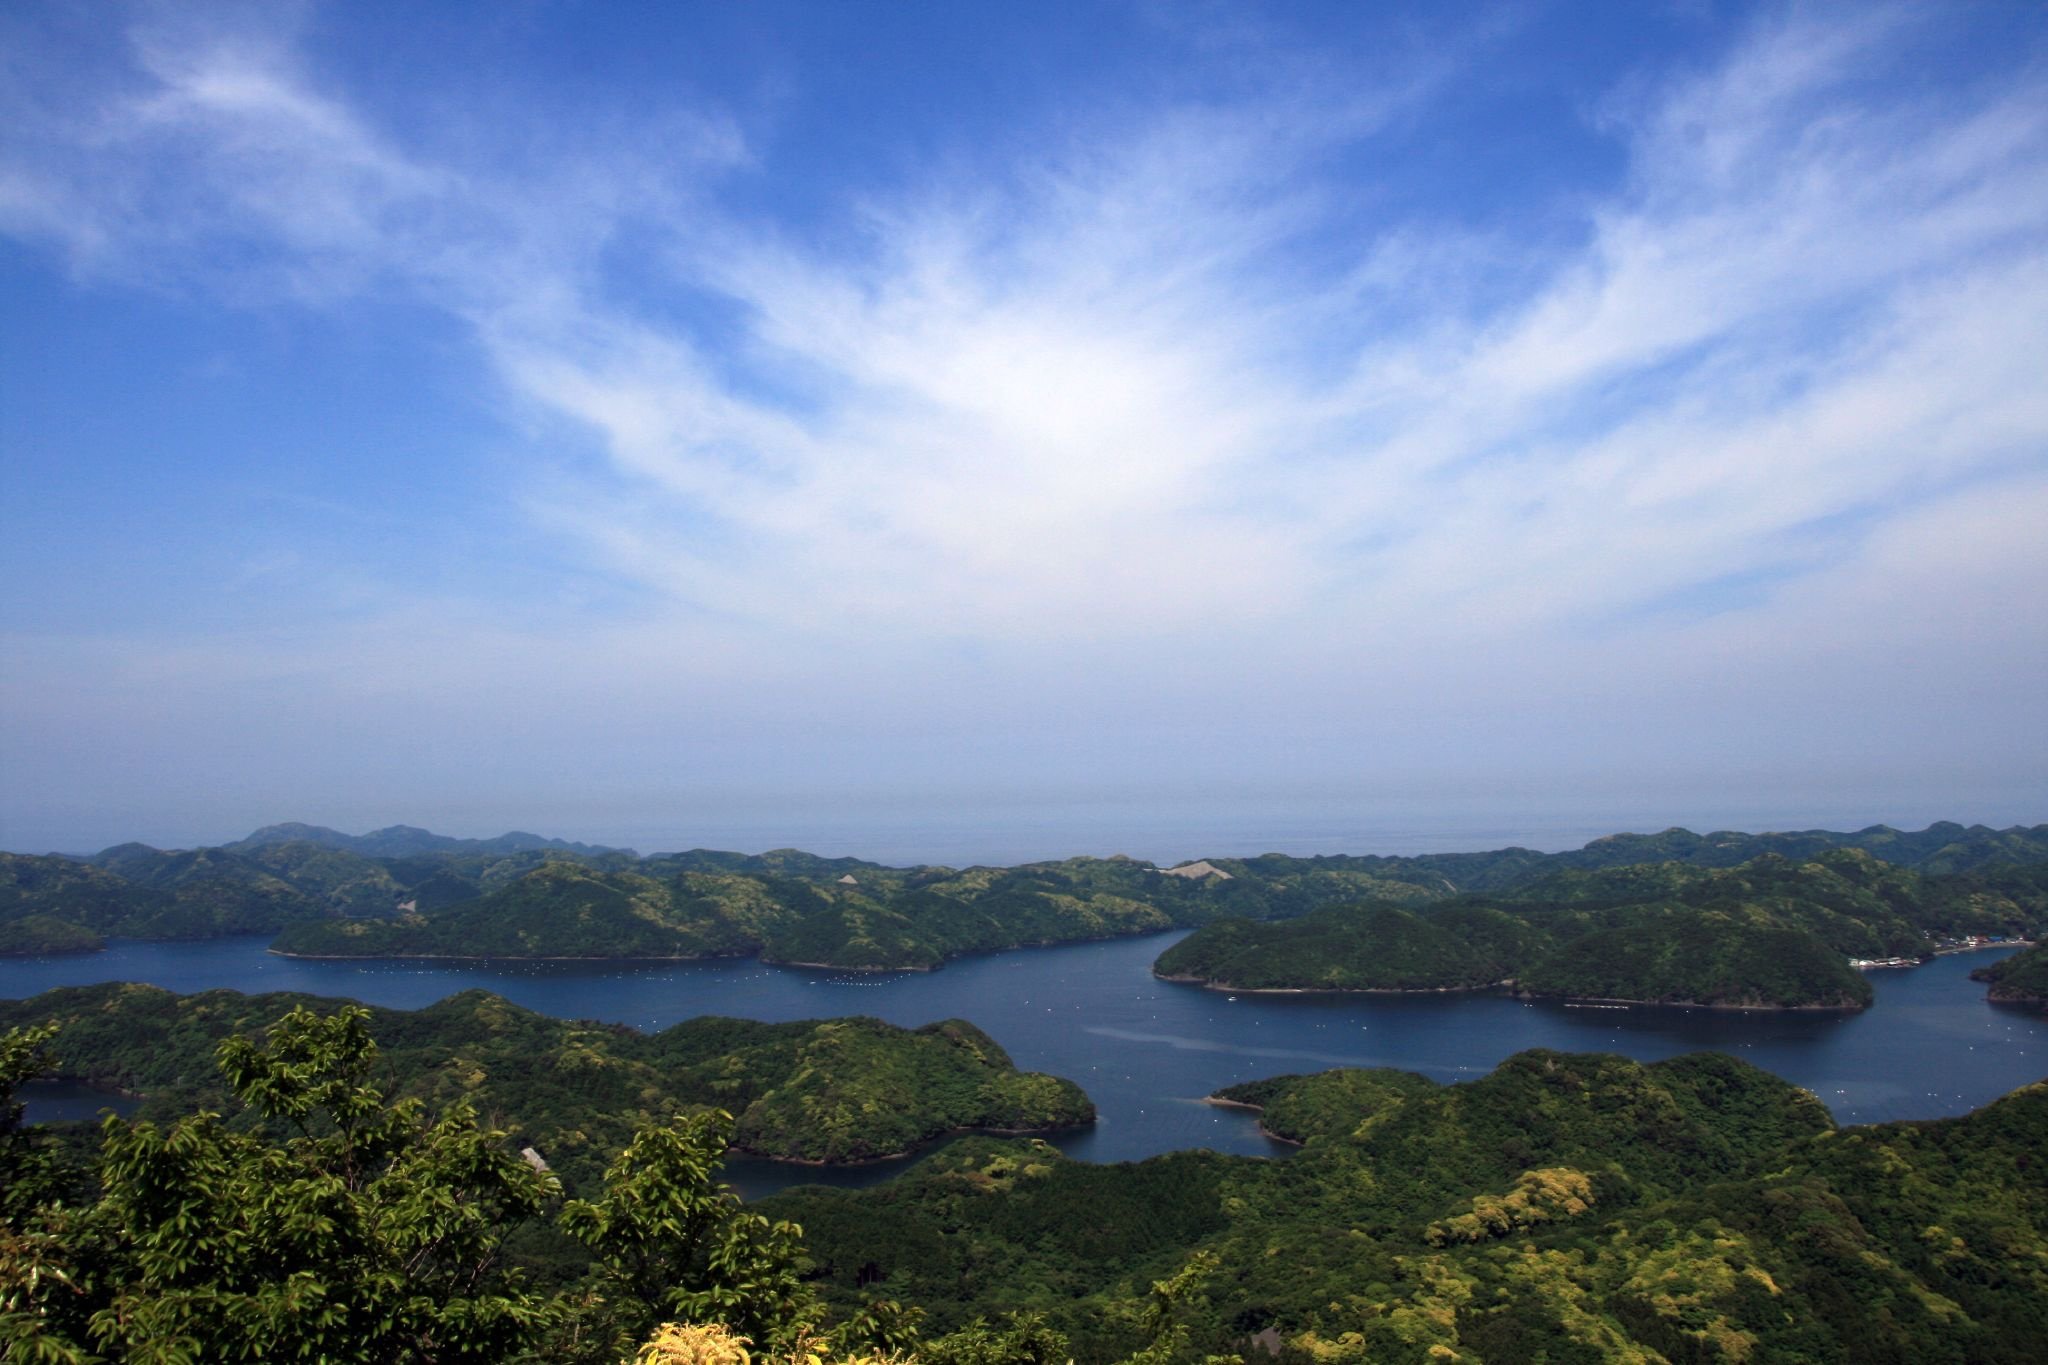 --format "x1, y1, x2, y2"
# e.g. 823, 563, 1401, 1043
2, 1, 2043, 855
